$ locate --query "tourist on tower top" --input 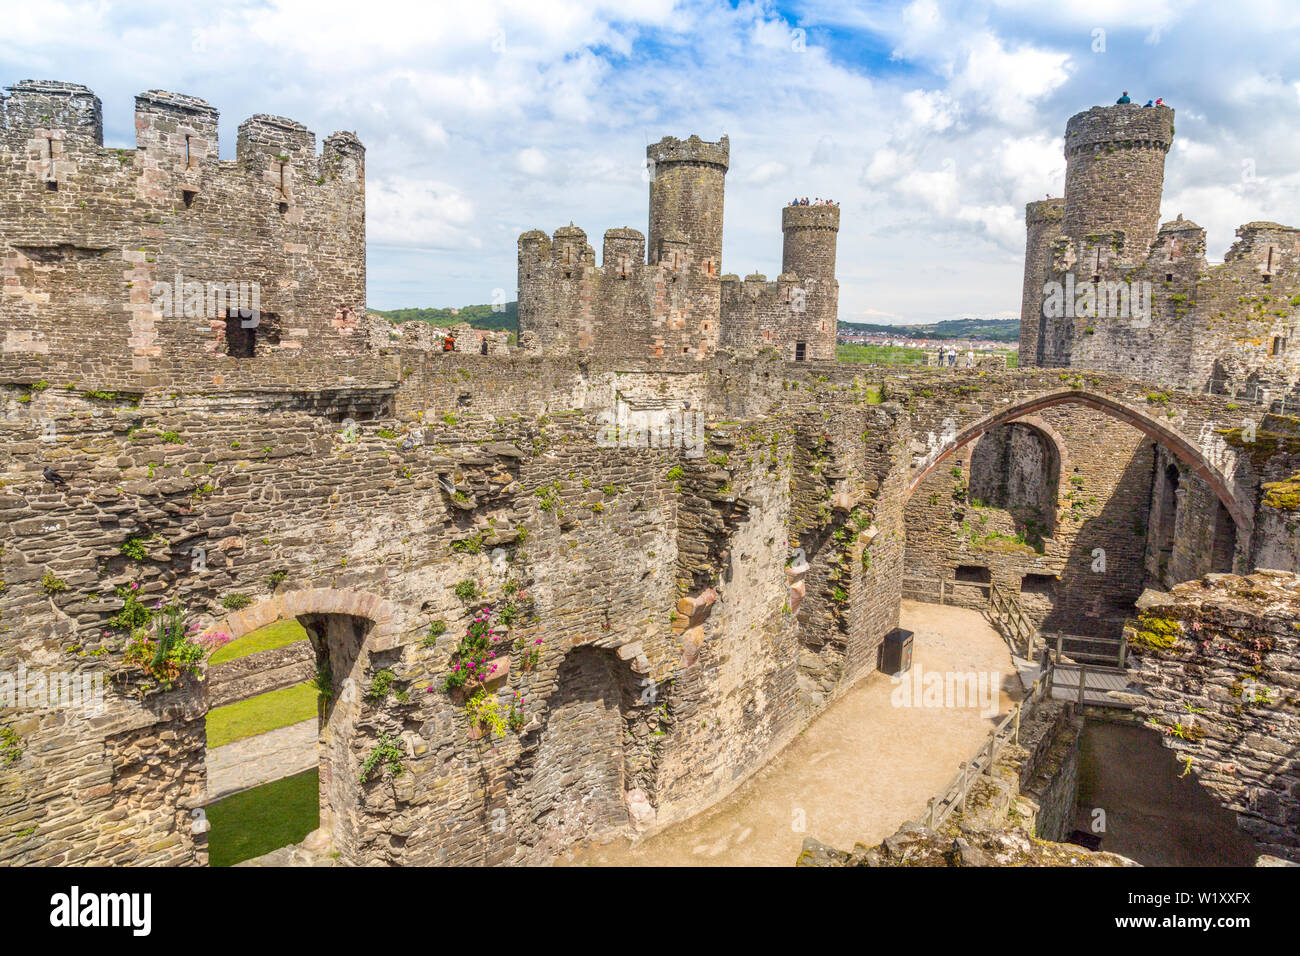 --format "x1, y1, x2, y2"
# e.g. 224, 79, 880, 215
1116, 90, 1131, 104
